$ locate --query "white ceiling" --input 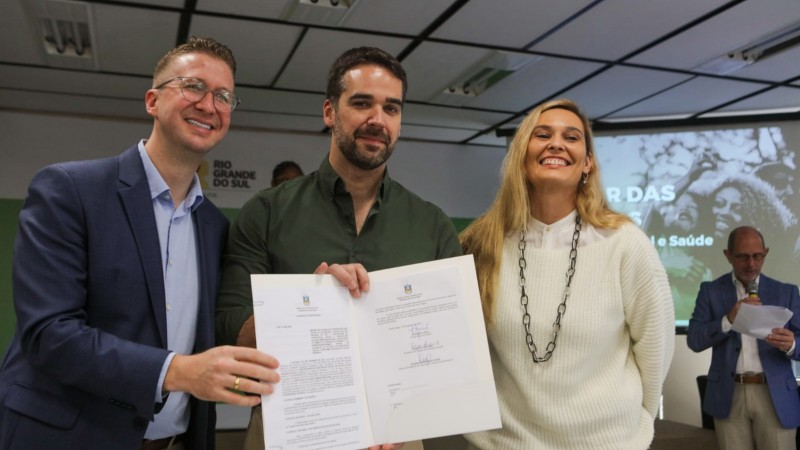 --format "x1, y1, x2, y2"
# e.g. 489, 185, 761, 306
1, 0, 799, 148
